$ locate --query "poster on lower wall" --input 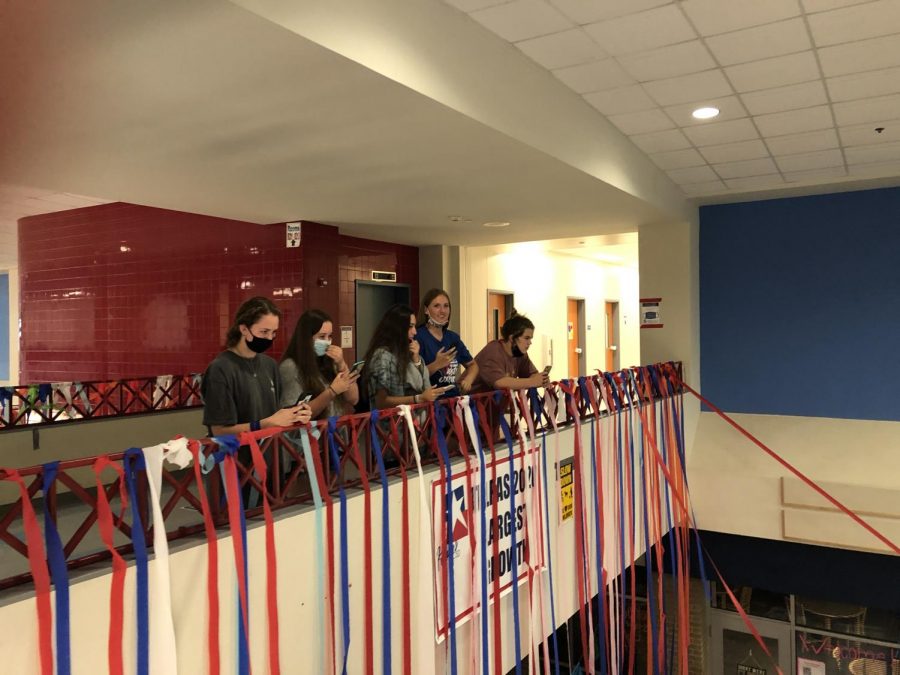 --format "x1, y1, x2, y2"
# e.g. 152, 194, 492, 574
736, 665, 765, 674
431, 446, 546, 641
559, 457, 573, 522
640, 297, 663, 328
796, 658, 825, 675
